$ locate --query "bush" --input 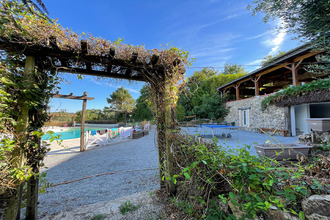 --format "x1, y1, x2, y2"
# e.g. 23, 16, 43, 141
170, 134, 328, 219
